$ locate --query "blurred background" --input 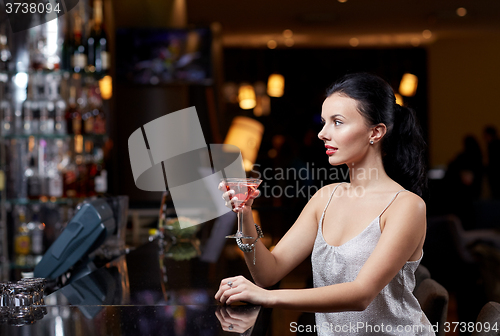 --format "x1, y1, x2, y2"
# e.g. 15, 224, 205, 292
0, 0, 500, 334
